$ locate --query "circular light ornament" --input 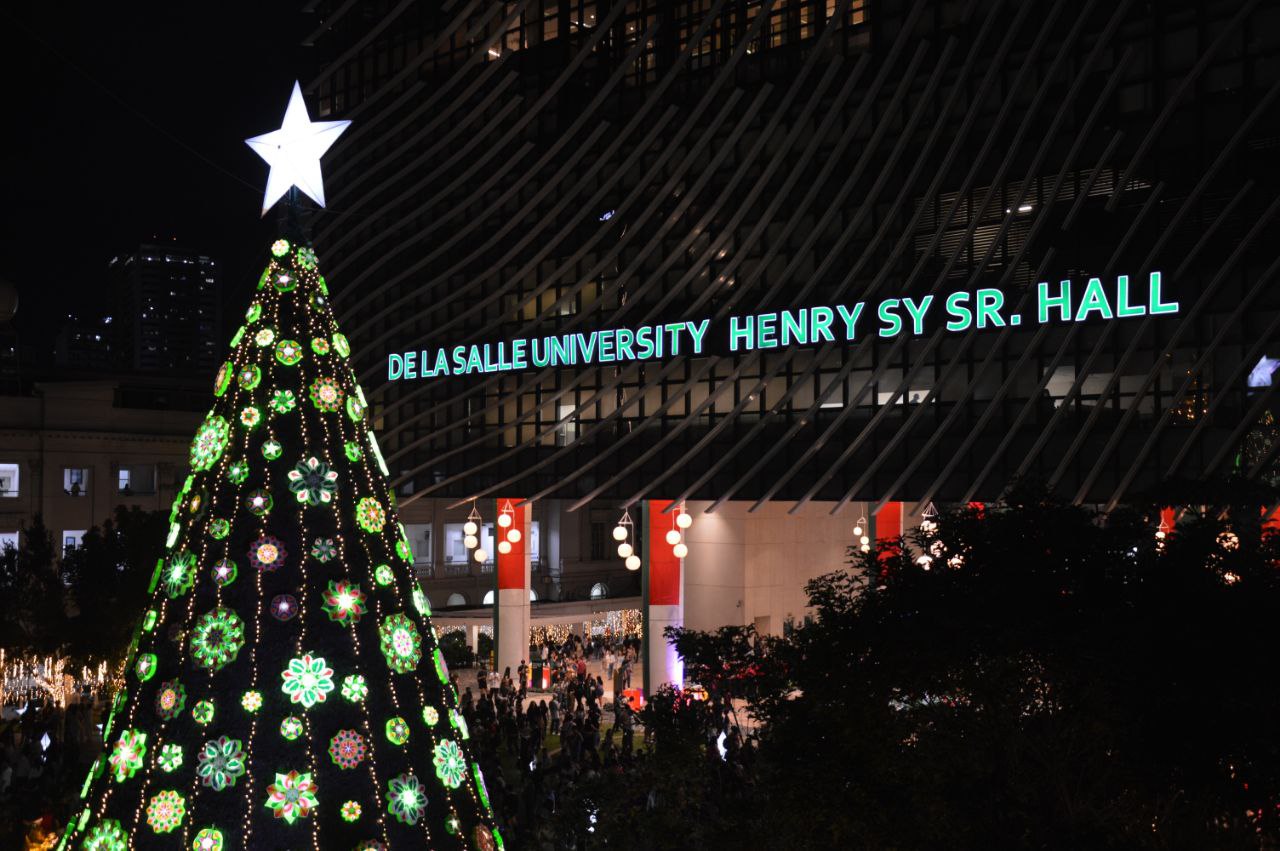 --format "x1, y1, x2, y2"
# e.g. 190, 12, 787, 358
853, 524, 863, 537
341, 801, 362, 823
271, 594, 298, 621
240, 690, 263, 713
665, 529, 682, 546
497, 512, 512, 529
82, 819, 127, 851
385, 717, 410, 746
246, 489, 273, 516
270, 388, 297, 413
281, 653, 335, 708
209, 518, 230, 540
625, 554, 641, 571
190, 608, 246, 671
274, 272, 295, 292
254, 327, 276, 347
240, 405, 262, 430
311, 336, 331, 355
249, 535, 287, 572
497, 540, 512, 555
676, 511, 693, 529
164, 551, 197, 598
433, 739, 467, 789
310, 537, 337, 563
507, 528, 522, 544
156, 743, 182, 773
261, 439, 283, 461
332, 332, 351, 357
463, 534, 478, 549
109, 729, 147, 782
463, 520, 478, 536
309, 376, 344, 412
227, 460, 250, 484
322, 580, 368, 625
330, 729, 368, 768
474, 548, 488, 563
154, 680, 187, 721
280, 716, 303, 740
859, 535, 870, 546
344, 440, 362, 461
275, 339, 303, 366
191, 700, 215, 726
145, 789, 186, 834
192, 828, 223, 851
189, 415, 230, 471
245, 302, 262, 323
374, 563, 394, 586
346, 395, 366, 421
264, 770, 317, 824
356, 496, 387, 532
612, 525, 628, 541
213, 362, 233, 397
288, 456, 338, 505
673, 542, 689, 559
297, 246, 318, 270
135, 653, 158, 682
386, 773, 426, 826
212, 558, 237, 586
341, 674, 368, 703
271, 238, 291, 257
423, 706, 440, 727
236, 365, 261, 391
378, 613, 423, 673
617, 542, 633, 558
